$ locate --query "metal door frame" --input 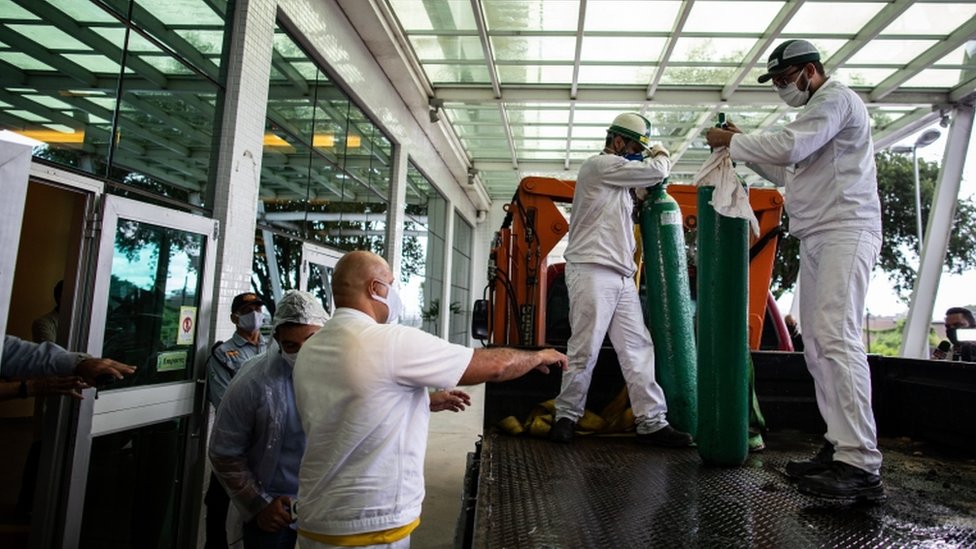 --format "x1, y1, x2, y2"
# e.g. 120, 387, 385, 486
16, 163, 104, 549
299, 242, 343, 315
59, 194, 217, 548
